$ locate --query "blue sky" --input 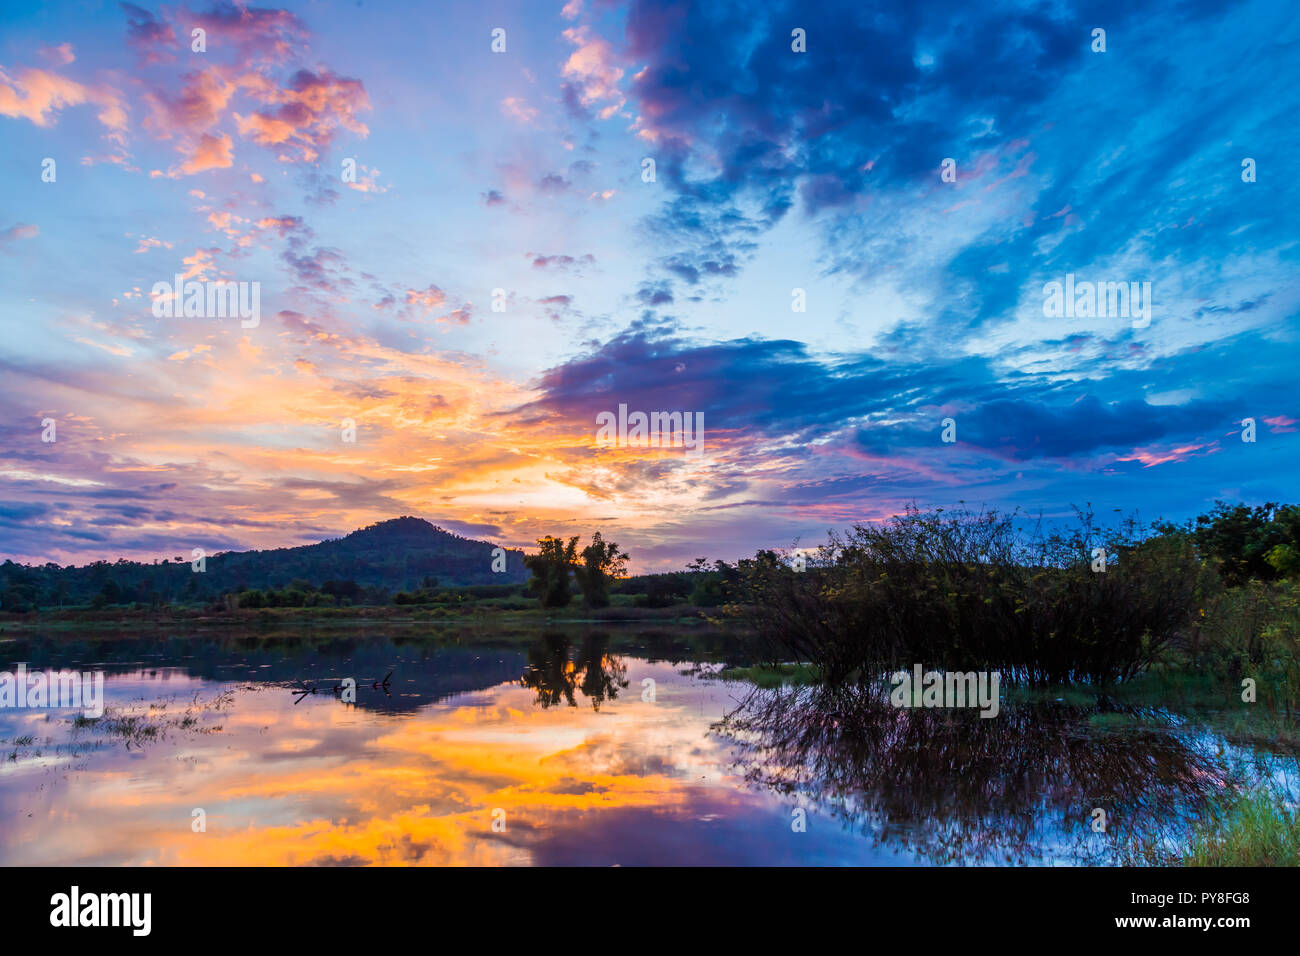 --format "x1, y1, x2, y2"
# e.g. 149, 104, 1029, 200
0, 0, 1296, 569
